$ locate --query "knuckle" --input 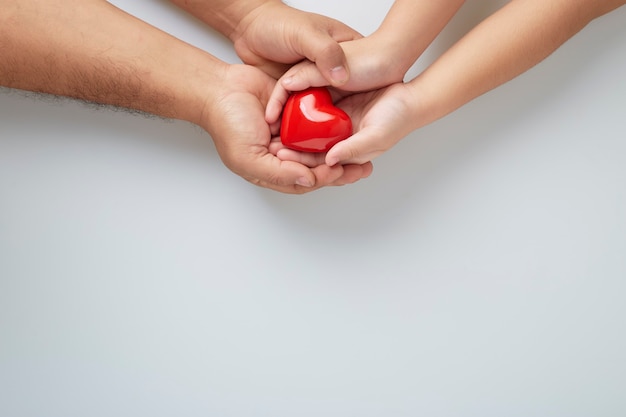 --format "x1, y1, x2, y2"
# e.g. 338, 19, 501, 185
317, 41, 343, 63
